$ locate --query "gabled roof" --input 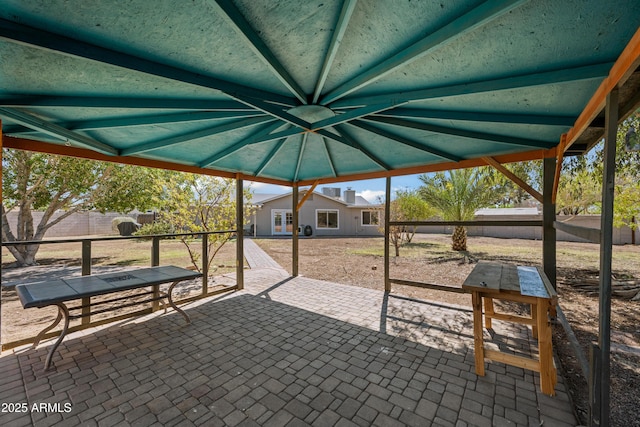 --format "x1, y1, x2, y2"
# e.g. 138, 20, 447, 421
253, 191, 375, 207
1, 1, 639, 185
